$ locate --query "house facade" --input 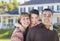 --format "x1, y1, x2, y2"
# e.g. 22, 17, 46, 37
19, 0, 60, 24
0, 14, 19, 29
0, 0, 60, 29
